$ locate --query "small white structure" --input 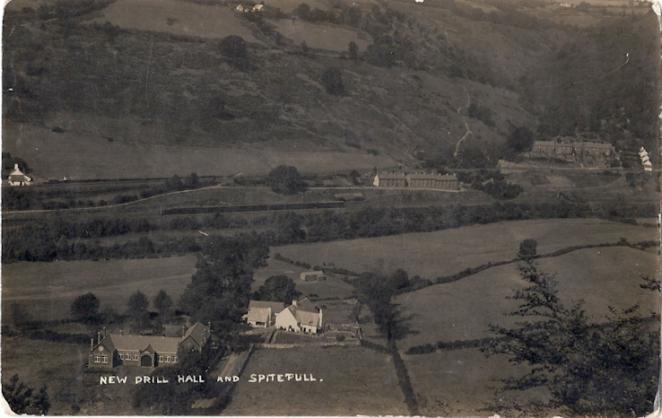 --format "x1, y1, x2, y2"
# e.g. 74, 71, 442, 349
7, 164, 32, 186
639, 147, 653, 172
275, 298, 323, 334
252, 3, 264, 12
299, 270, 326, 281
